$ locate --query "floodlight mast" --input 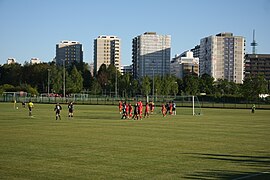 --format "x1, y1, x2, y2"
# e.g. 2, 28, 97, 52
192, 95, 195, 116
251, 29, 258, 54
47, 69, 51, 96
63, 59, 66, 99
115, 68, 117, 98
